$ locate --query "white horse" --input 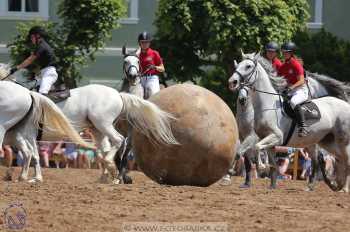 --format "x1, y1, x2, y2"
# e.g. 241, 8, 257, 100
0, 65, 179, 184
0, 81, 89, 182
228, 52, 350, 192
120, 46, 144, 98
